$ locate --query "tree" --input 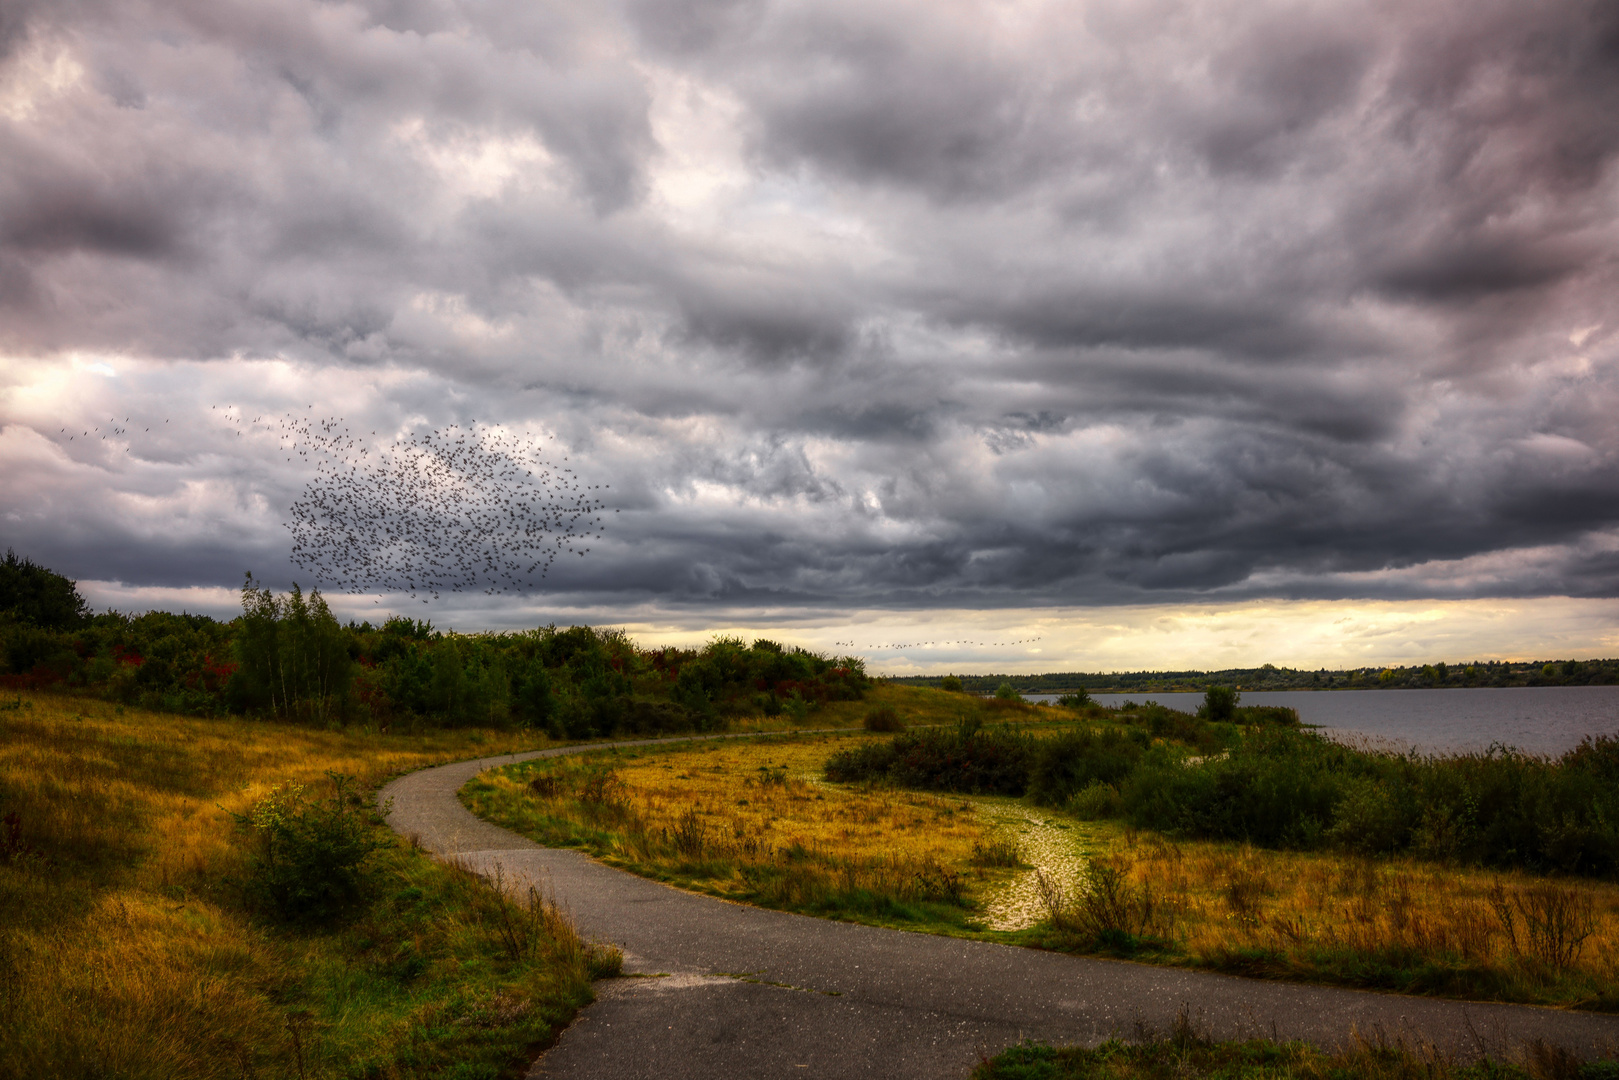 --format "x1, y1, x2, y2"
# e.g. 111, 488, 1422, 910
233, 575, 352, 723
0, 550, 89, 629
1201, 685, 1239, 723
